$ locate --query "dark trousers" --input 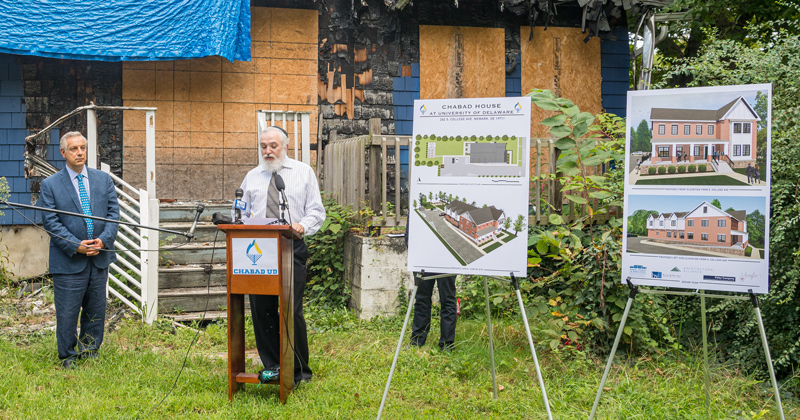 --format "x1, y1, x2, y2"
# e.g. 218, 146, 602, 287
249, 239, 311, 383
410, 273, 457, 350
52, 263, 108, 361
